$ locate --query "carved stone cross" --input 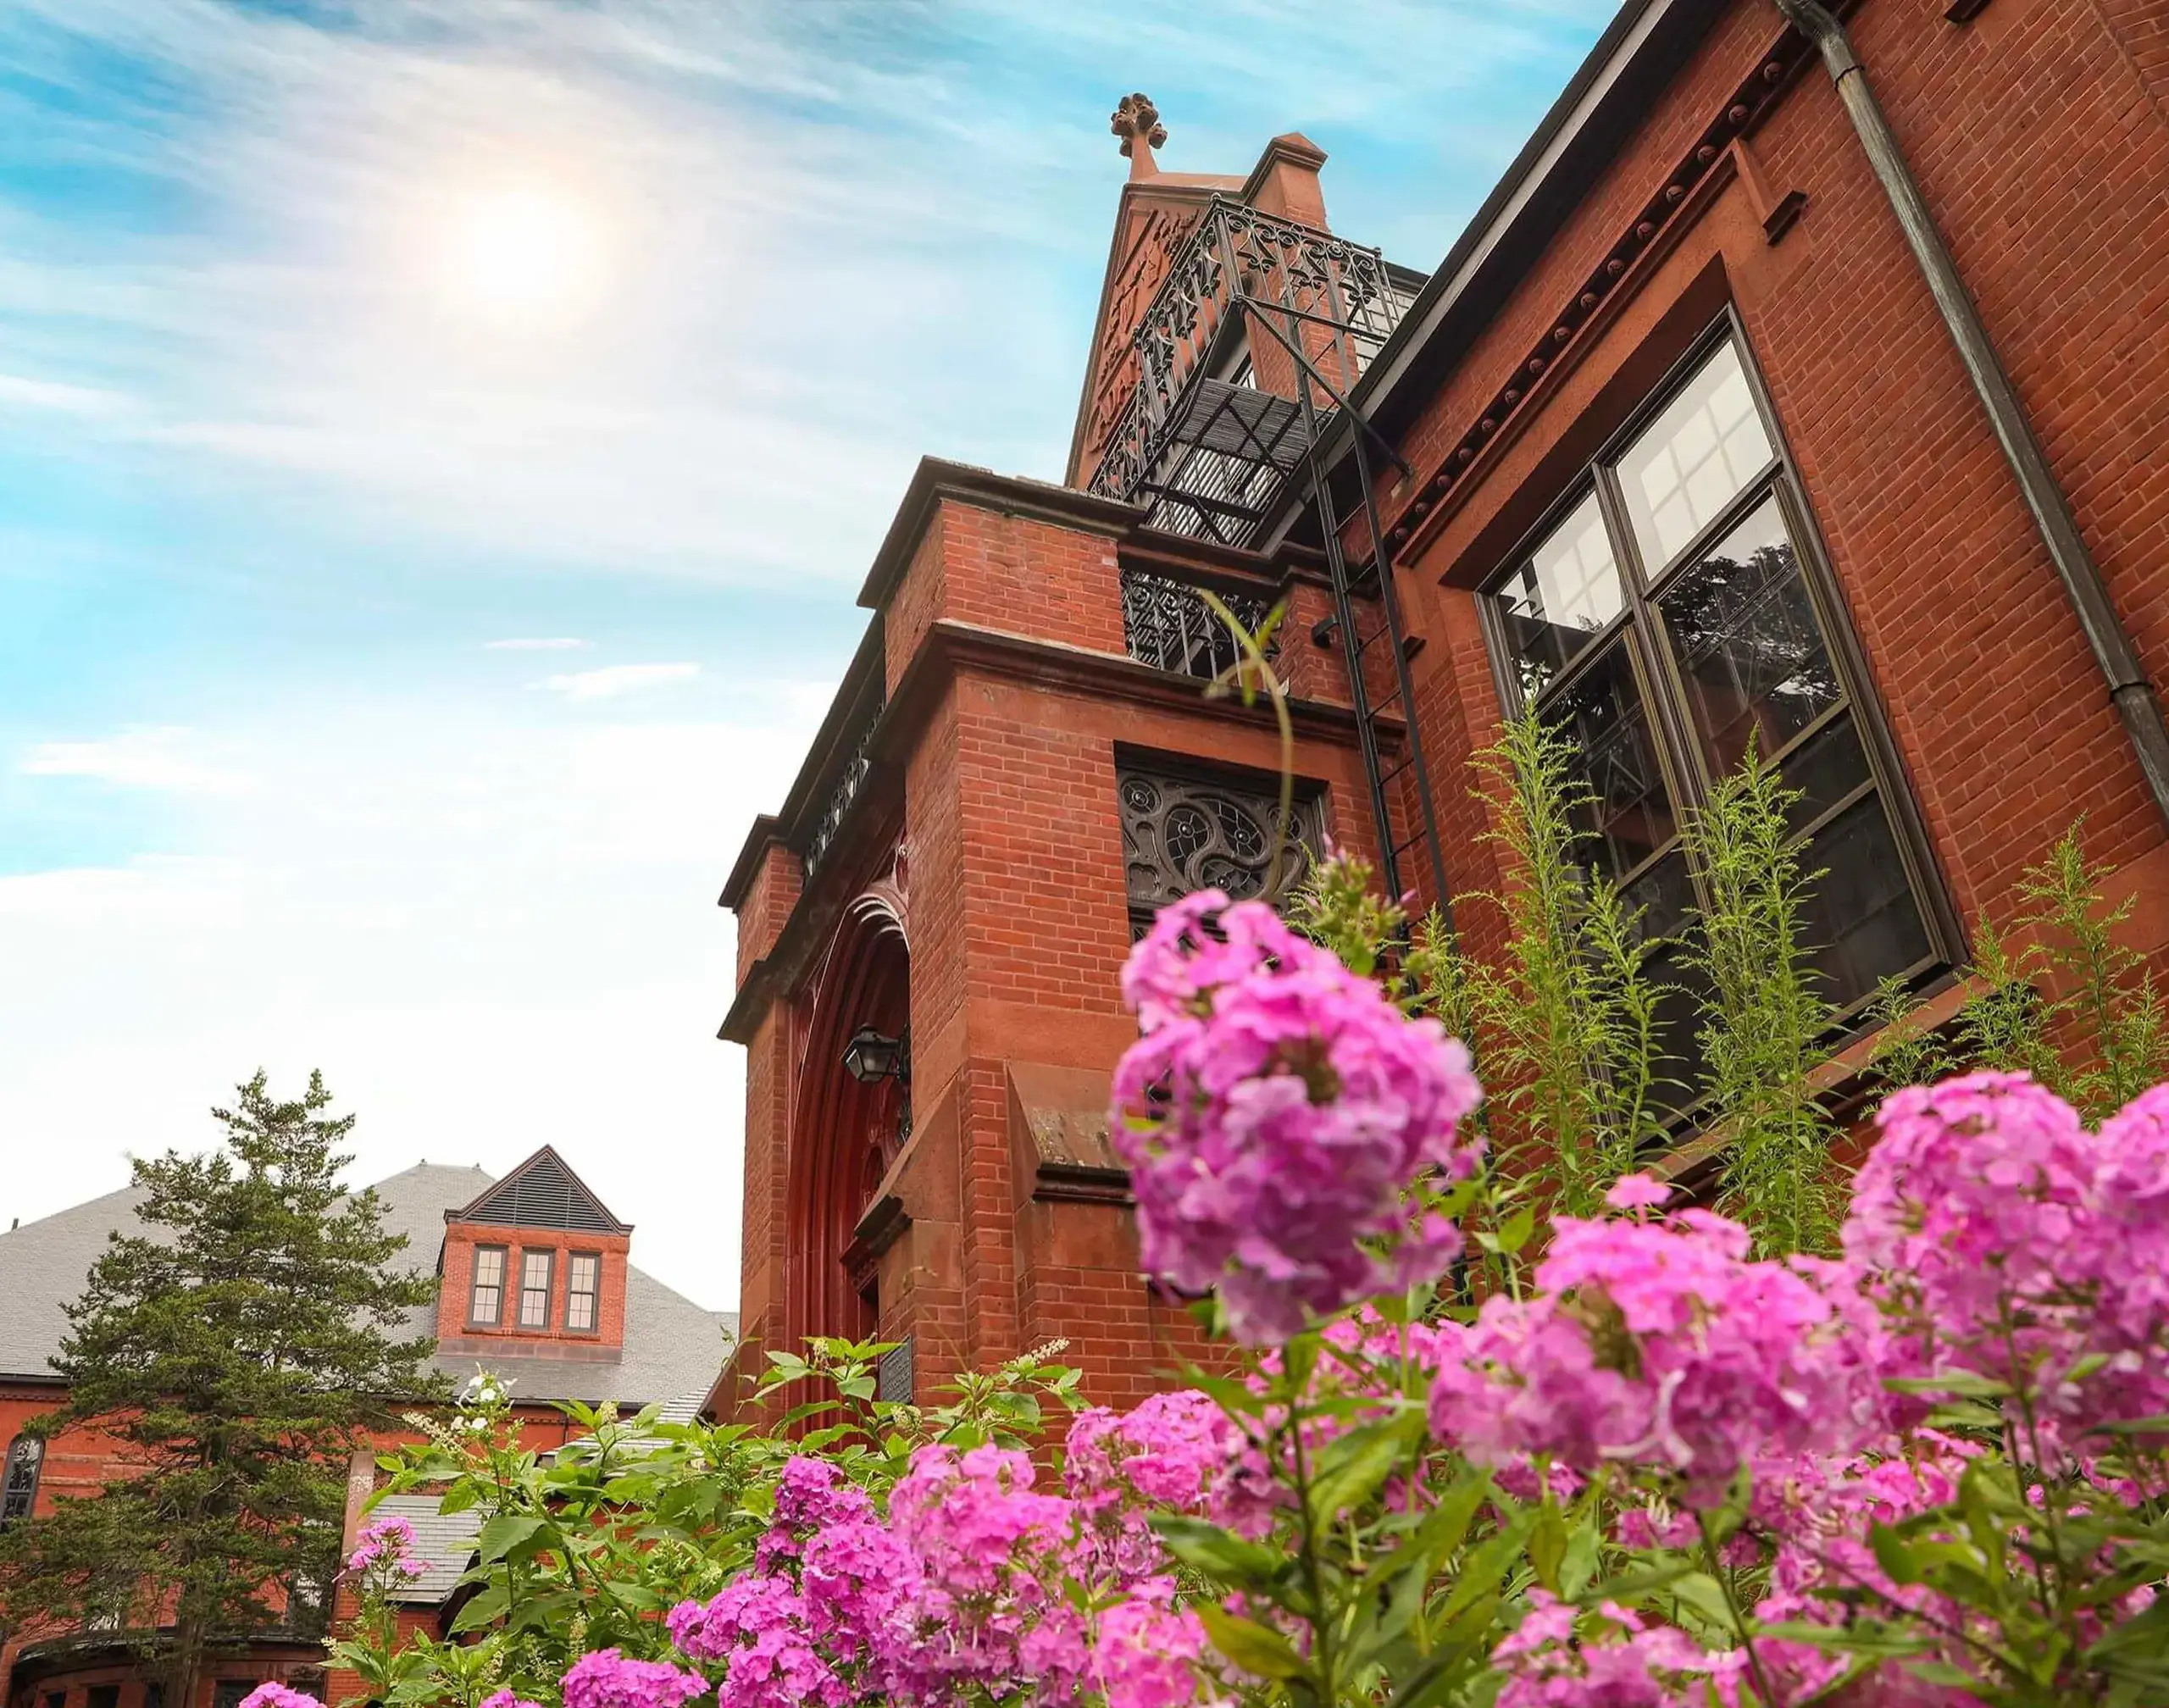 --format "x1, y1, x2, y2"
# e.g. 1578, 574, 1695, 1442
1110, 92, 1167, 181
